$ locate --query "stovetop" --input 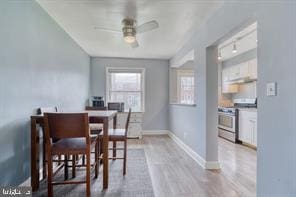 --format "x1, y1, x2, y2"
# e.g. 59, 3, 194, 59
218, 107, 237, 114
219, 98, 257, 113
218, 105, 257, 114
